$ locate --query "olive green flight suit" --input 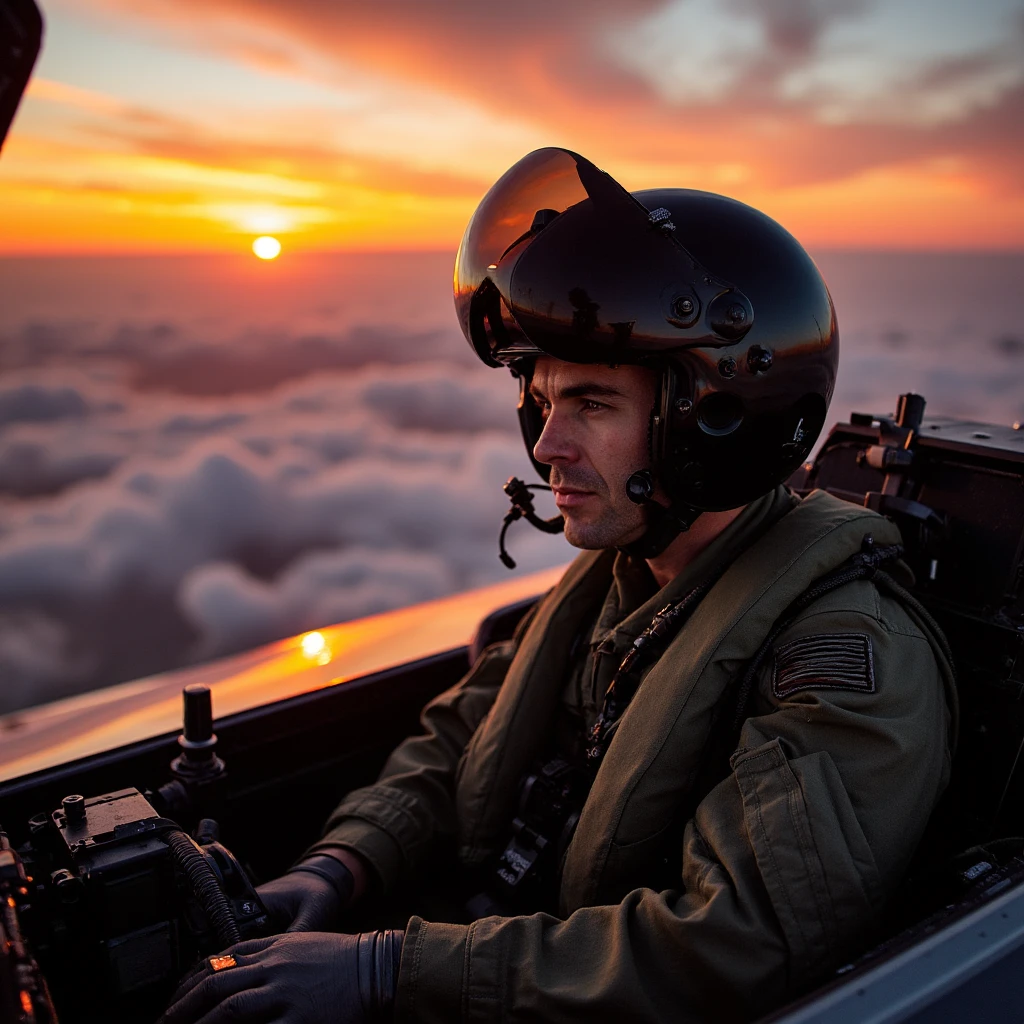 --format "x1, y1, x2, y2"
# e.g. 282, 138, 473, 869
308, 488, 957, 1023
